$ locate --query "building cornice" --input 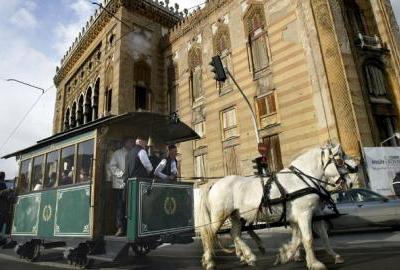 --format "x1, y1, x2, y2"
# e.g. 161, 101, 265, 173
54, 0, 182, 86
167, 0, 234, 45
